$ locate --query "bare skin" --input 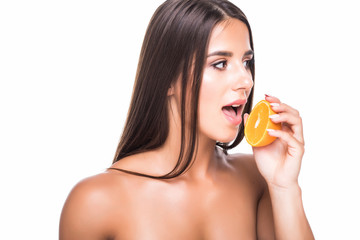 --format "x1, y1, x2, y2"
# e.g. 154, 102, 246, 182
60, 19, 314, 240
60, 152, 271, 240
